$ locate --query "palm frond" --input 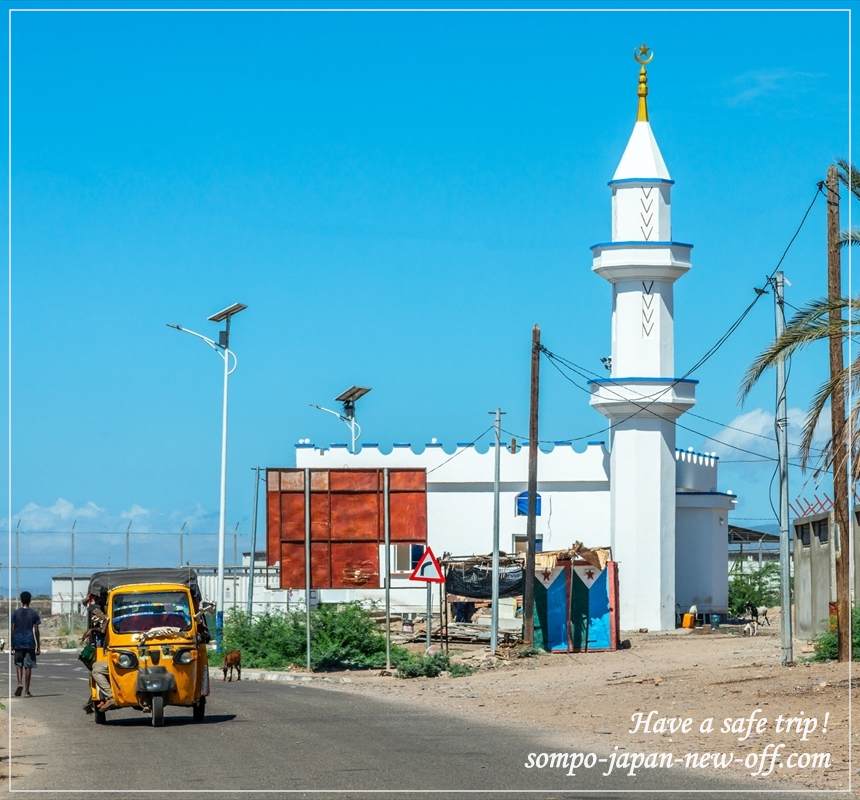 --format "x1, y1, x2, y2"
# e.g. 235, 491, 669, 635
836, 159, 860, 202
738, 298, 855, 402
798, 356, 856, 468
840, 228, 860, 247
